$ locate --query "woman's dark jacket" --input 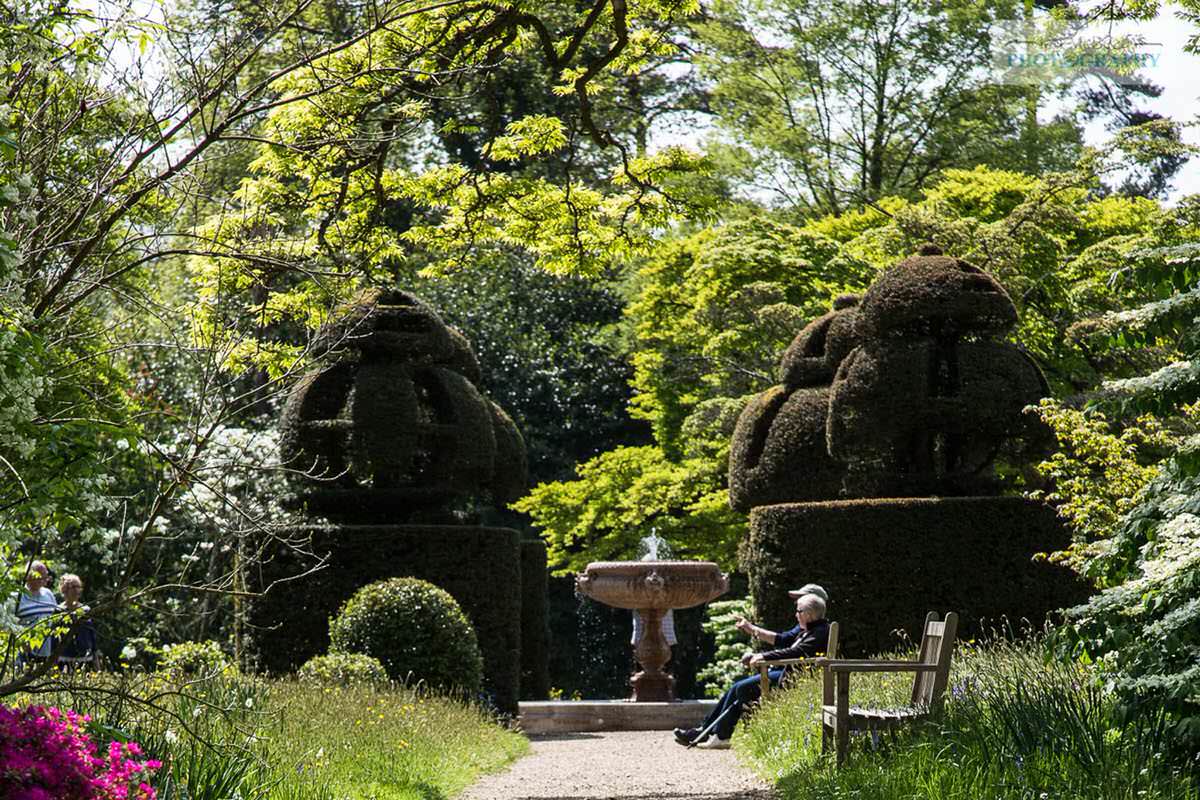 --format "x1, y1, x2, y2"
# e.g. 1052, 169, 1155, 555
759, 618, 831, 663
